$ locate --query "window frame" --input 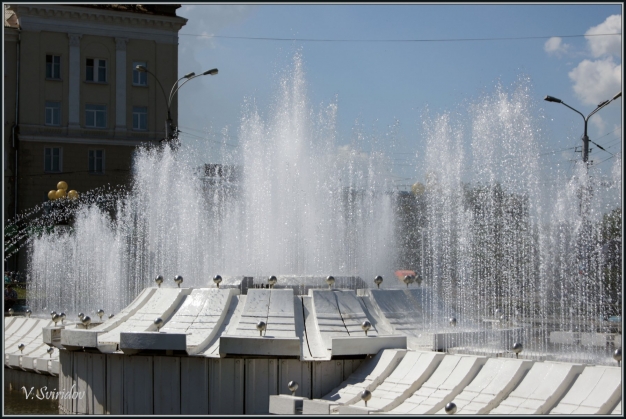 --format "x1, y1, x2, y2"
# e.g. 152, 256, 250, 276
132, 61, 148, 86
46, 54, 61, 80
88, 149, 105, 174
86, 57, 107, 83
44, 101, 61, 126
132, 106, 148, 131
44, 147, 62, 173
85, 104, 107, 129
